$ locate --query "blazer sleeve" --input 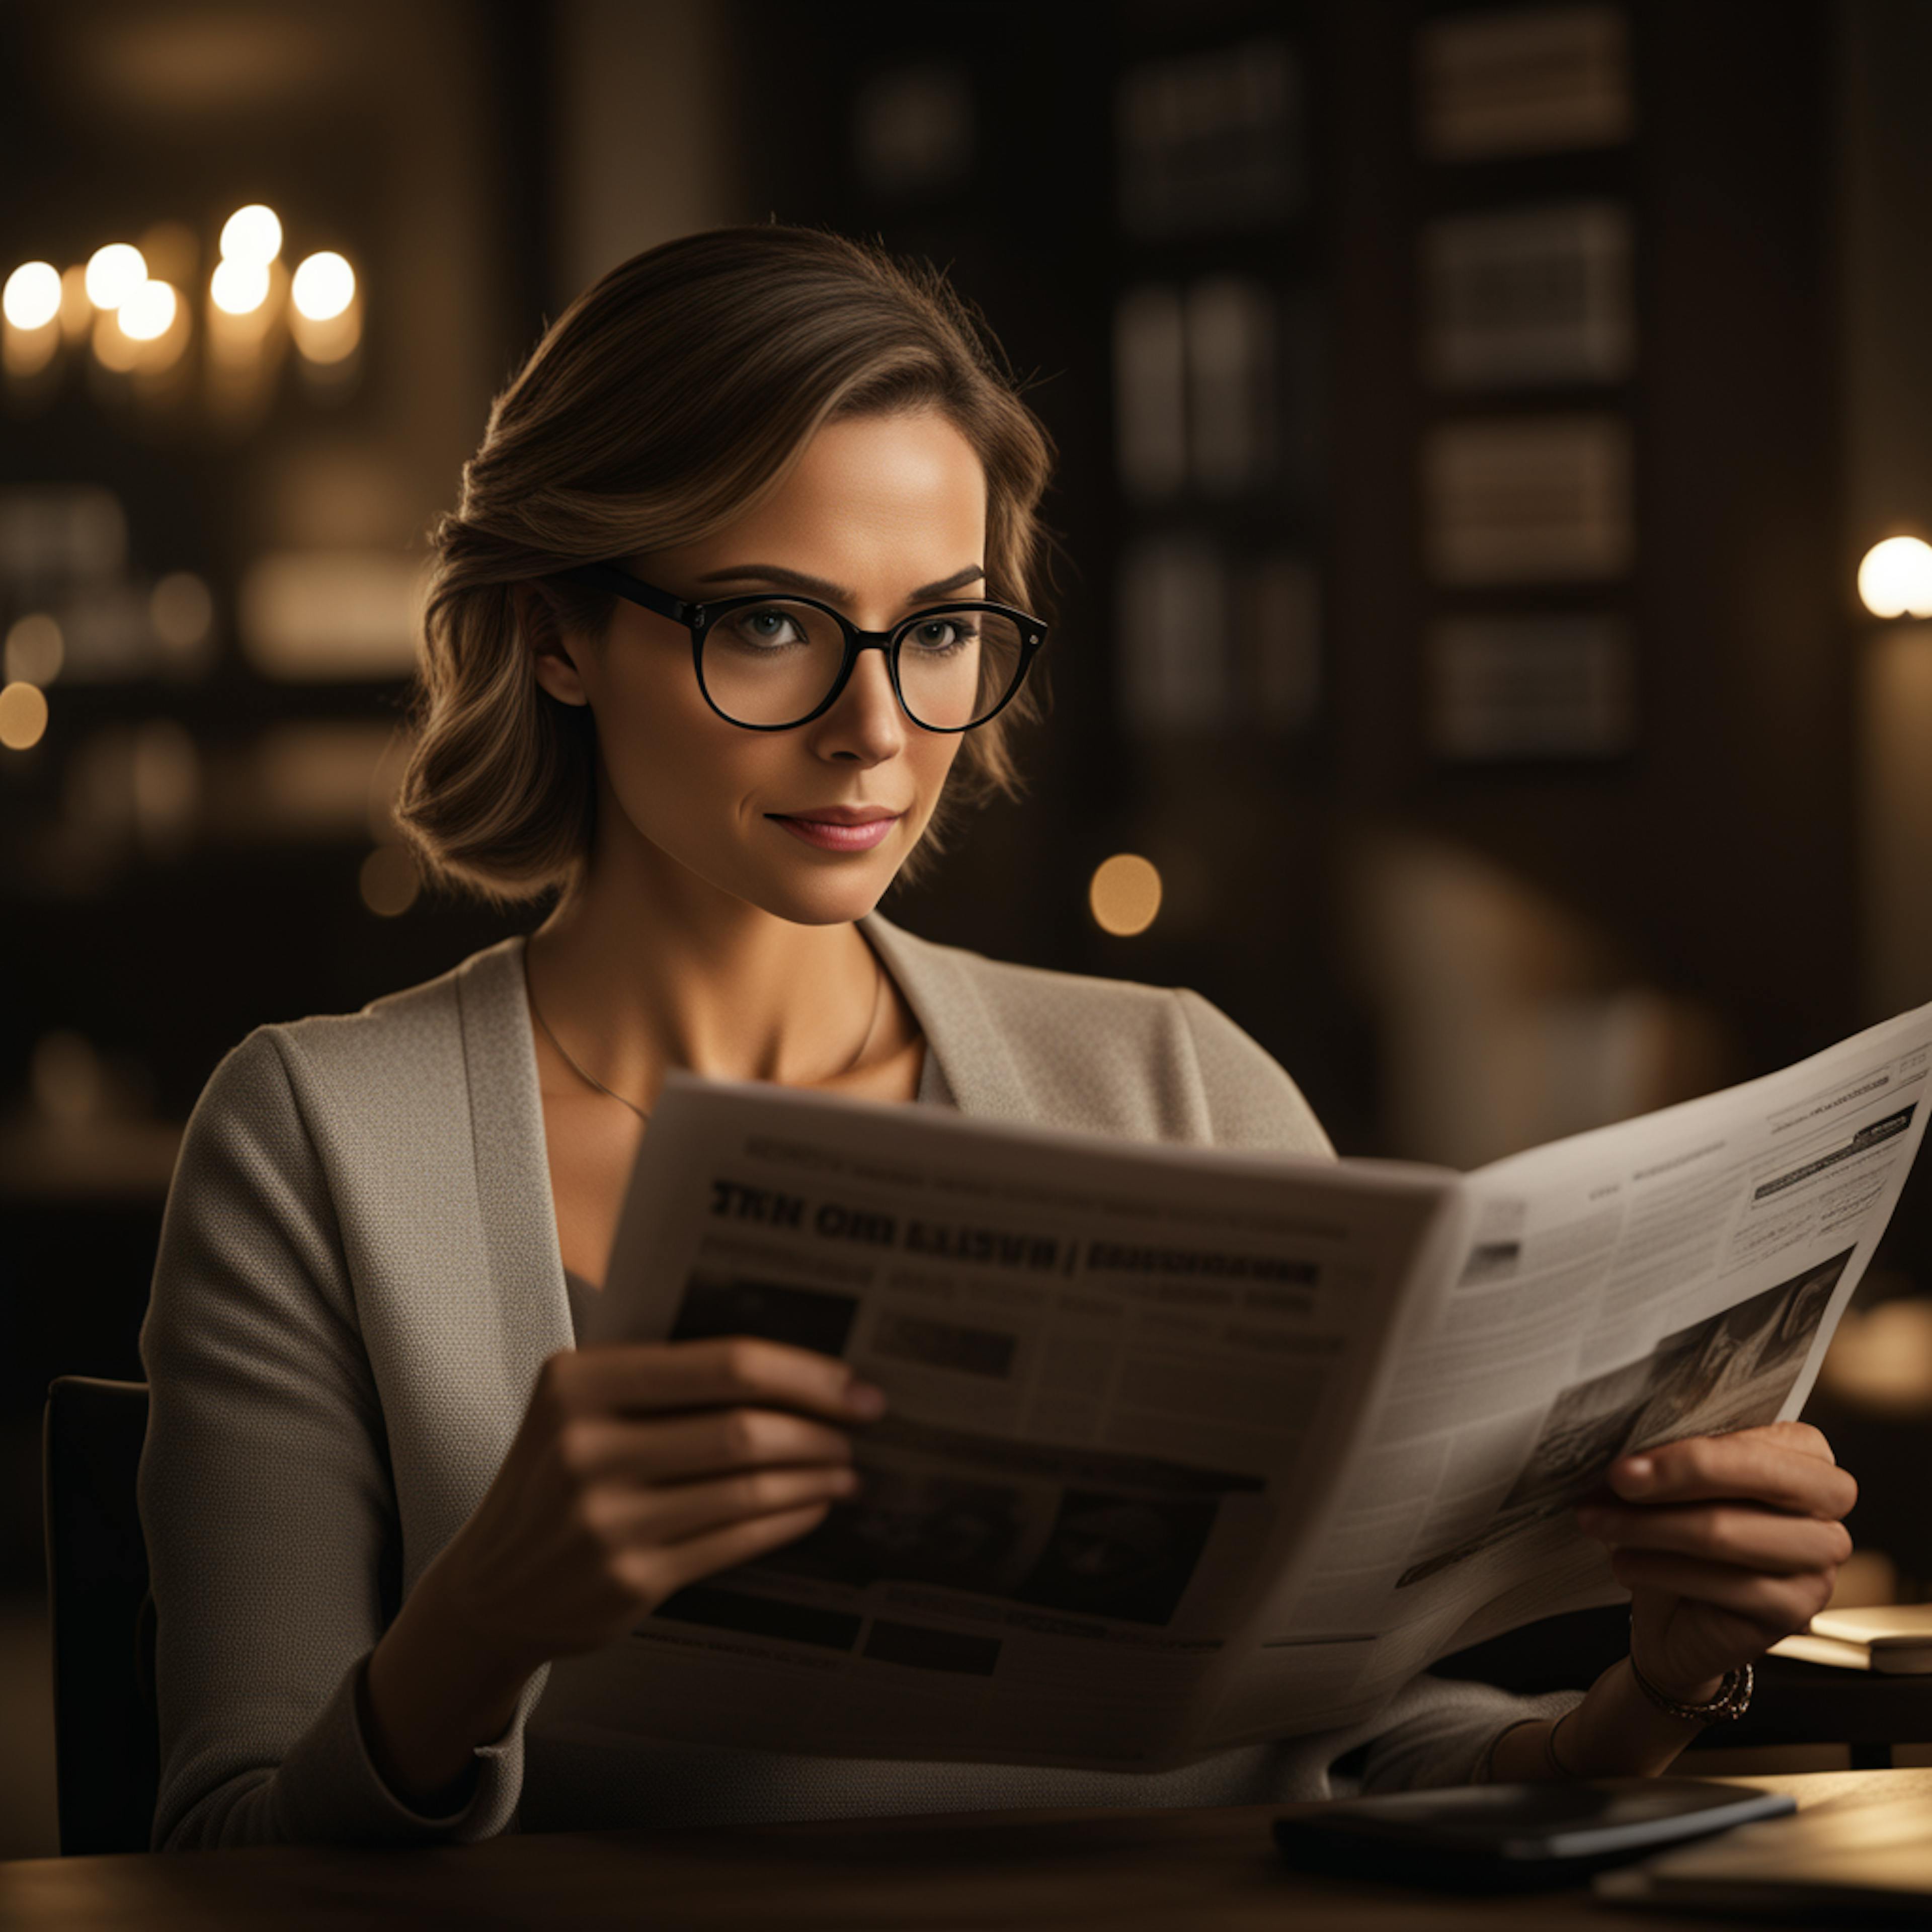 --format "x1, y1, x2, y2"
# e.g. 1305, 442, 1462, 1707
1347, 1676, 1586, 1793
139, 1026, 527, 1848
